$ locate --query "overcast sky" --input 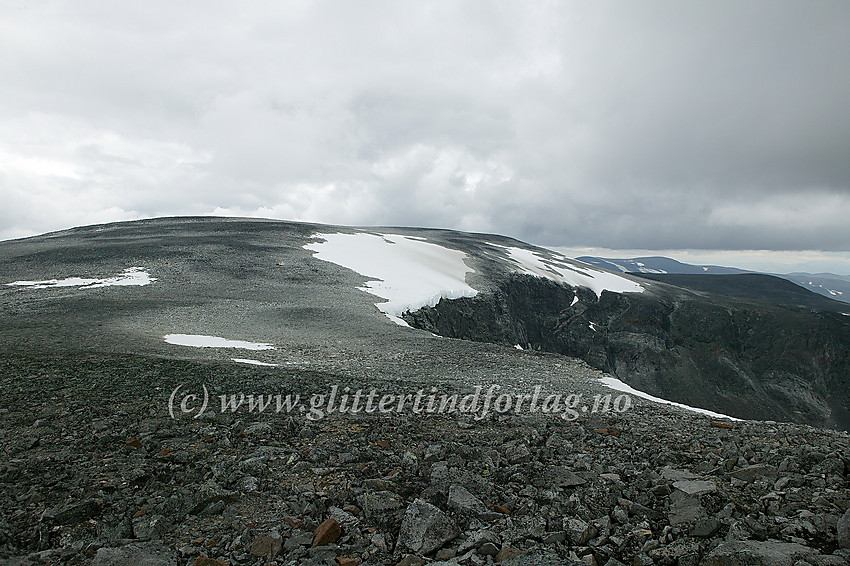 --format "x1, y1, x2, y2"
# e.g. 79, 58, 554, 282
2, 1, 850, 271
